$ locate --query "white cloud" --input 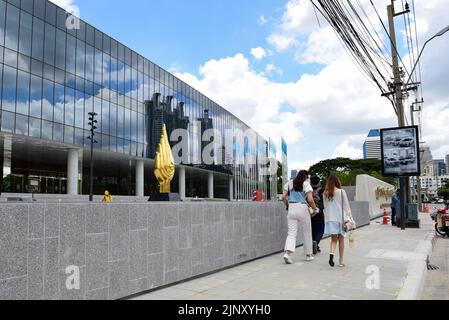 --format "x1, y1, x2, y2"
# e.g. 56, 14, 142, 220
331, 141, 363, 160
265, 64, 283, 76
173, 0, 449, 168
258, 15, 268, 25
49, 0, 74, 10
250, 47, 267, 60
267, 33, 298, 52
